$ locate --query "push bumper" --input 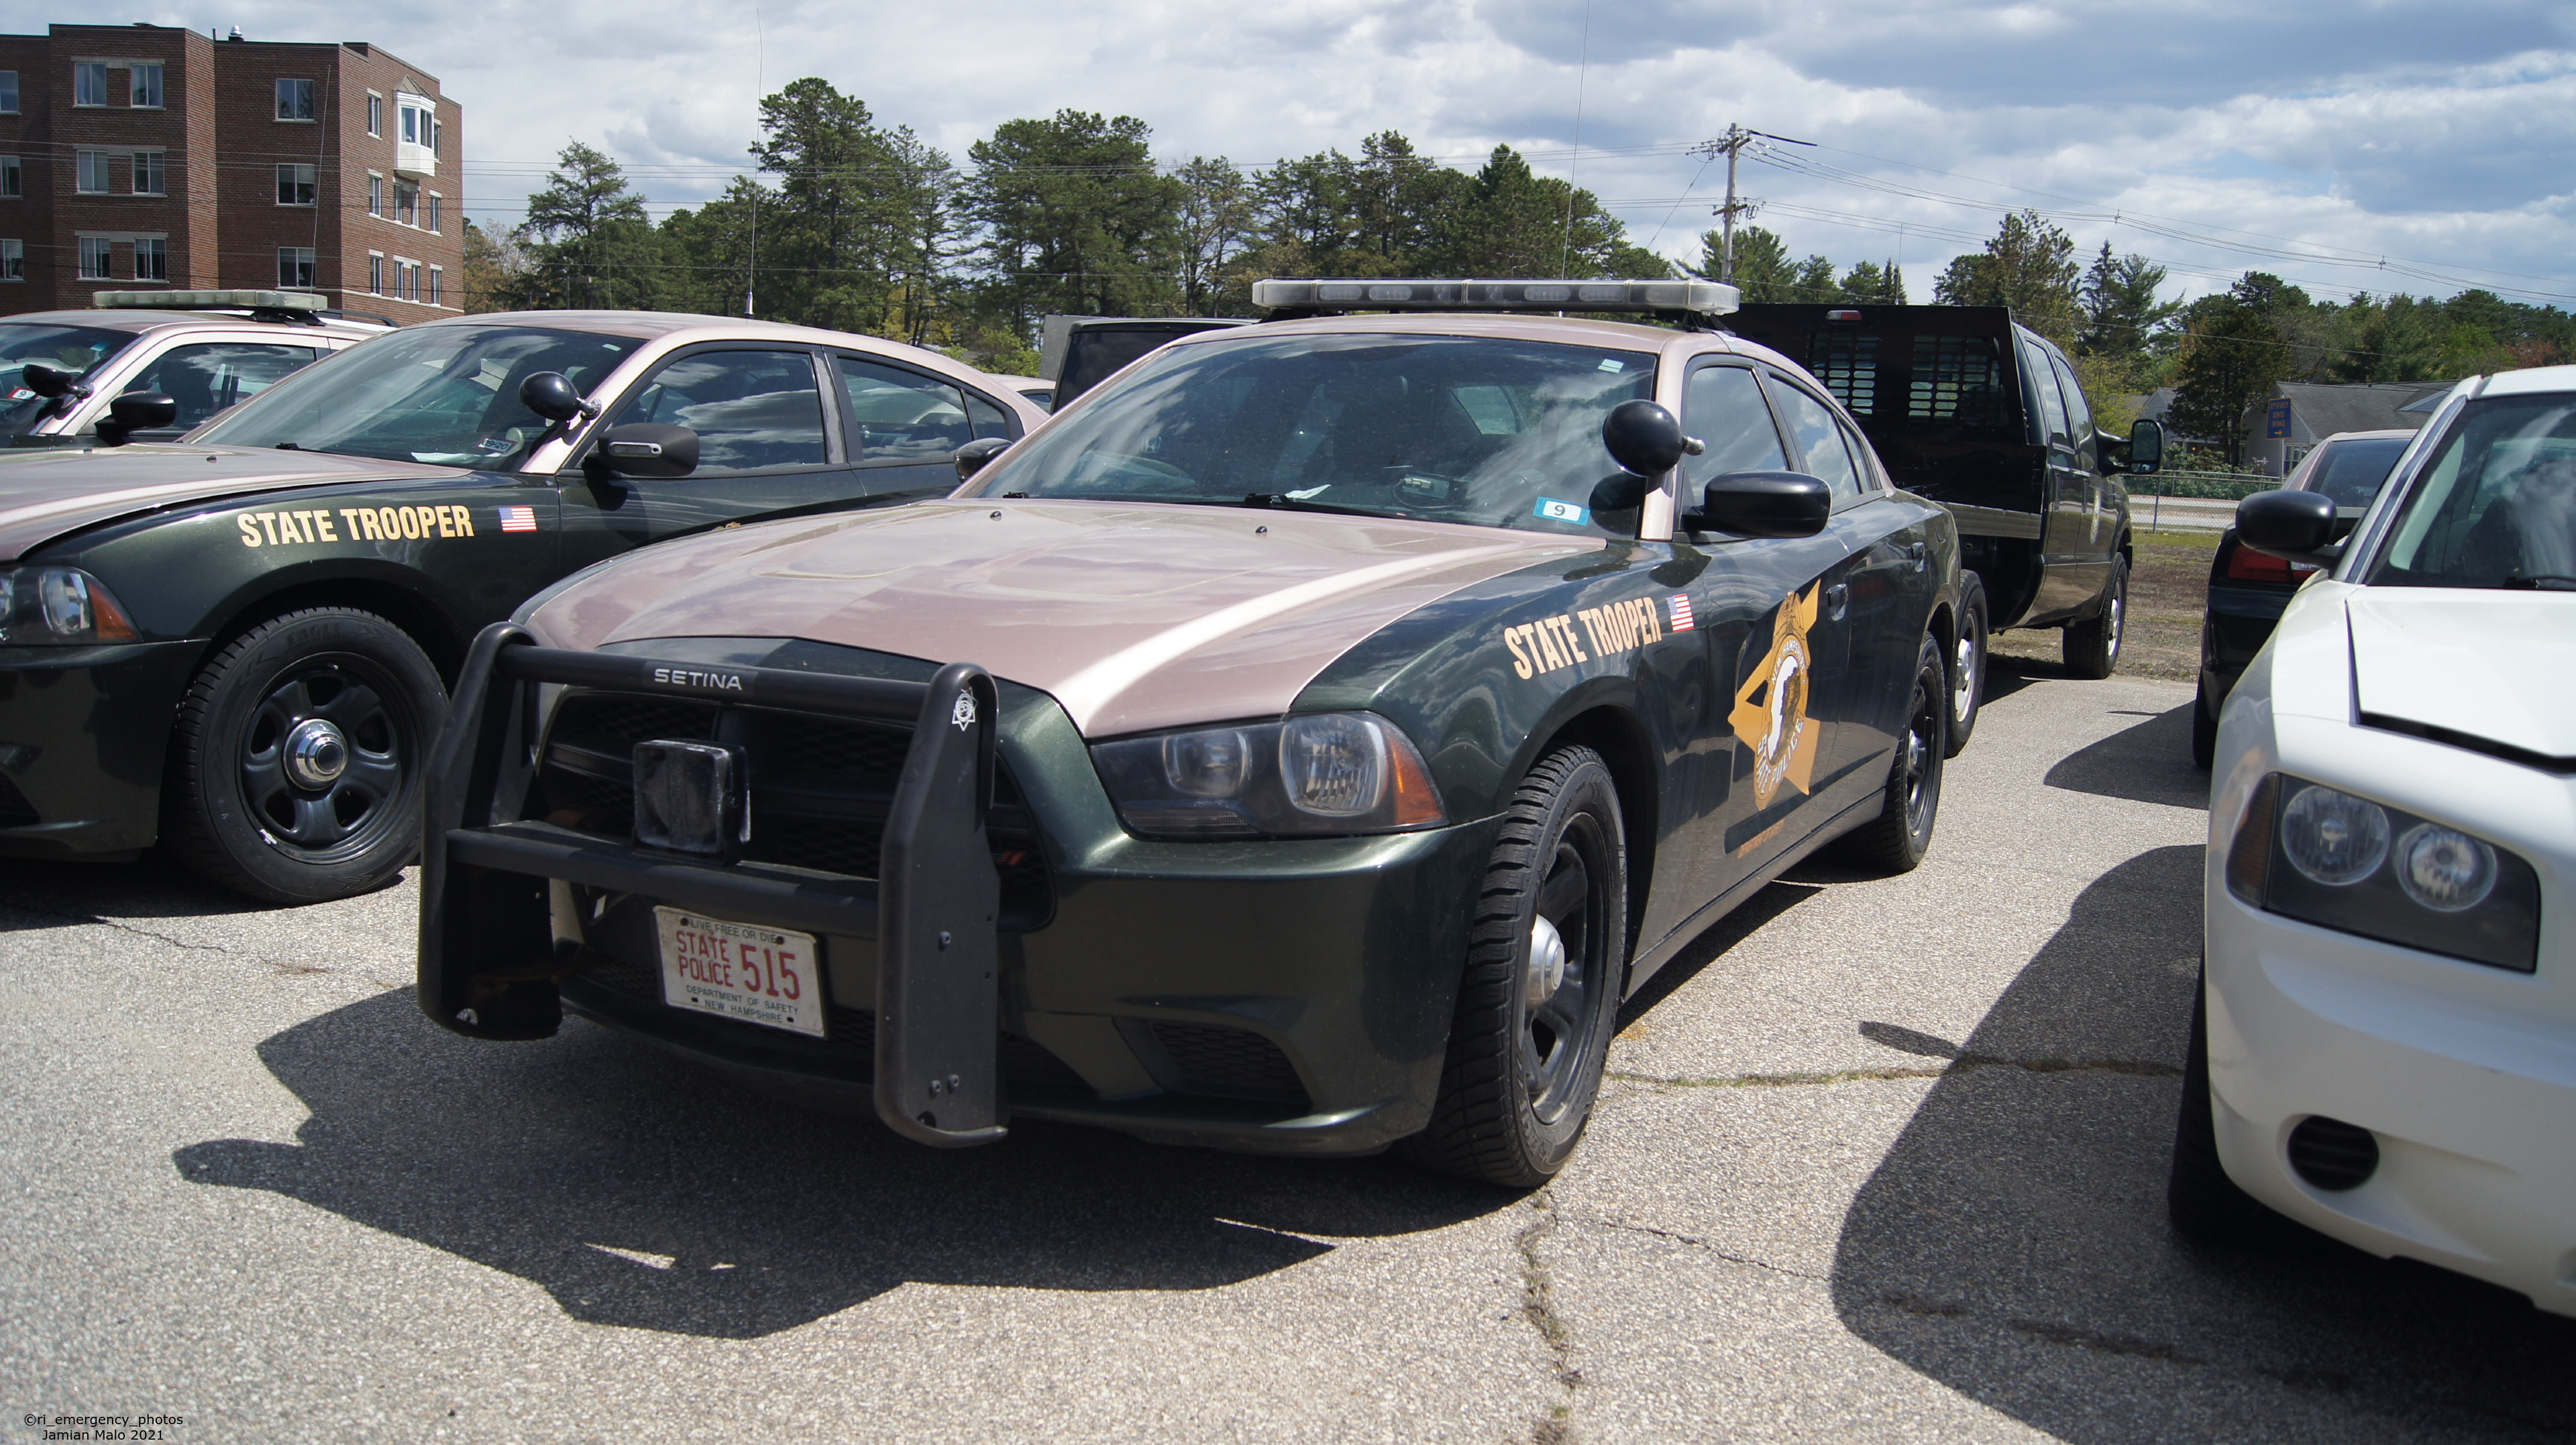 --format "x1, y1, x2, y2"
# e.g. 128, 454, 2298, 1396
2206, 892, 2576, 1316
419, 625, 1492, 1157
0, 639, 199, 859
